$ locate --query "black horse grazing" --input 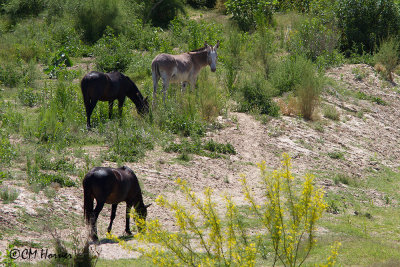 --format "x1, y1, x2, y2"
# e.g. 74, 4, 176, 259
83, 166, 151, 241
81, 71, 149, 129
